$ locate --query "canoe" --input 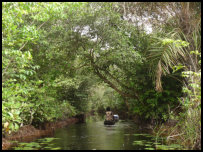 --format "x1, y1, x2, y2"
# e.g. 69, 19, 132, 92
104, 120, 115, 125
